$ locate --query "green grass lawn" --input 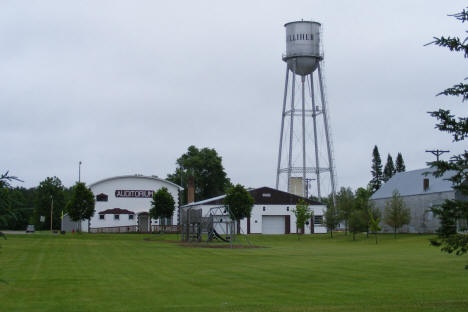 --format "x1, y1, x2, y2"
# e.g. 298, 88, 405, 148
0, 232, 467, 312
